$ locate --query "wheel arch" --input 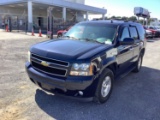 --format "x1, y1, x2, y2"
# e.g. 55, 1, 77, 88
92, 56, 118, 79
100, 60, 118, 78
